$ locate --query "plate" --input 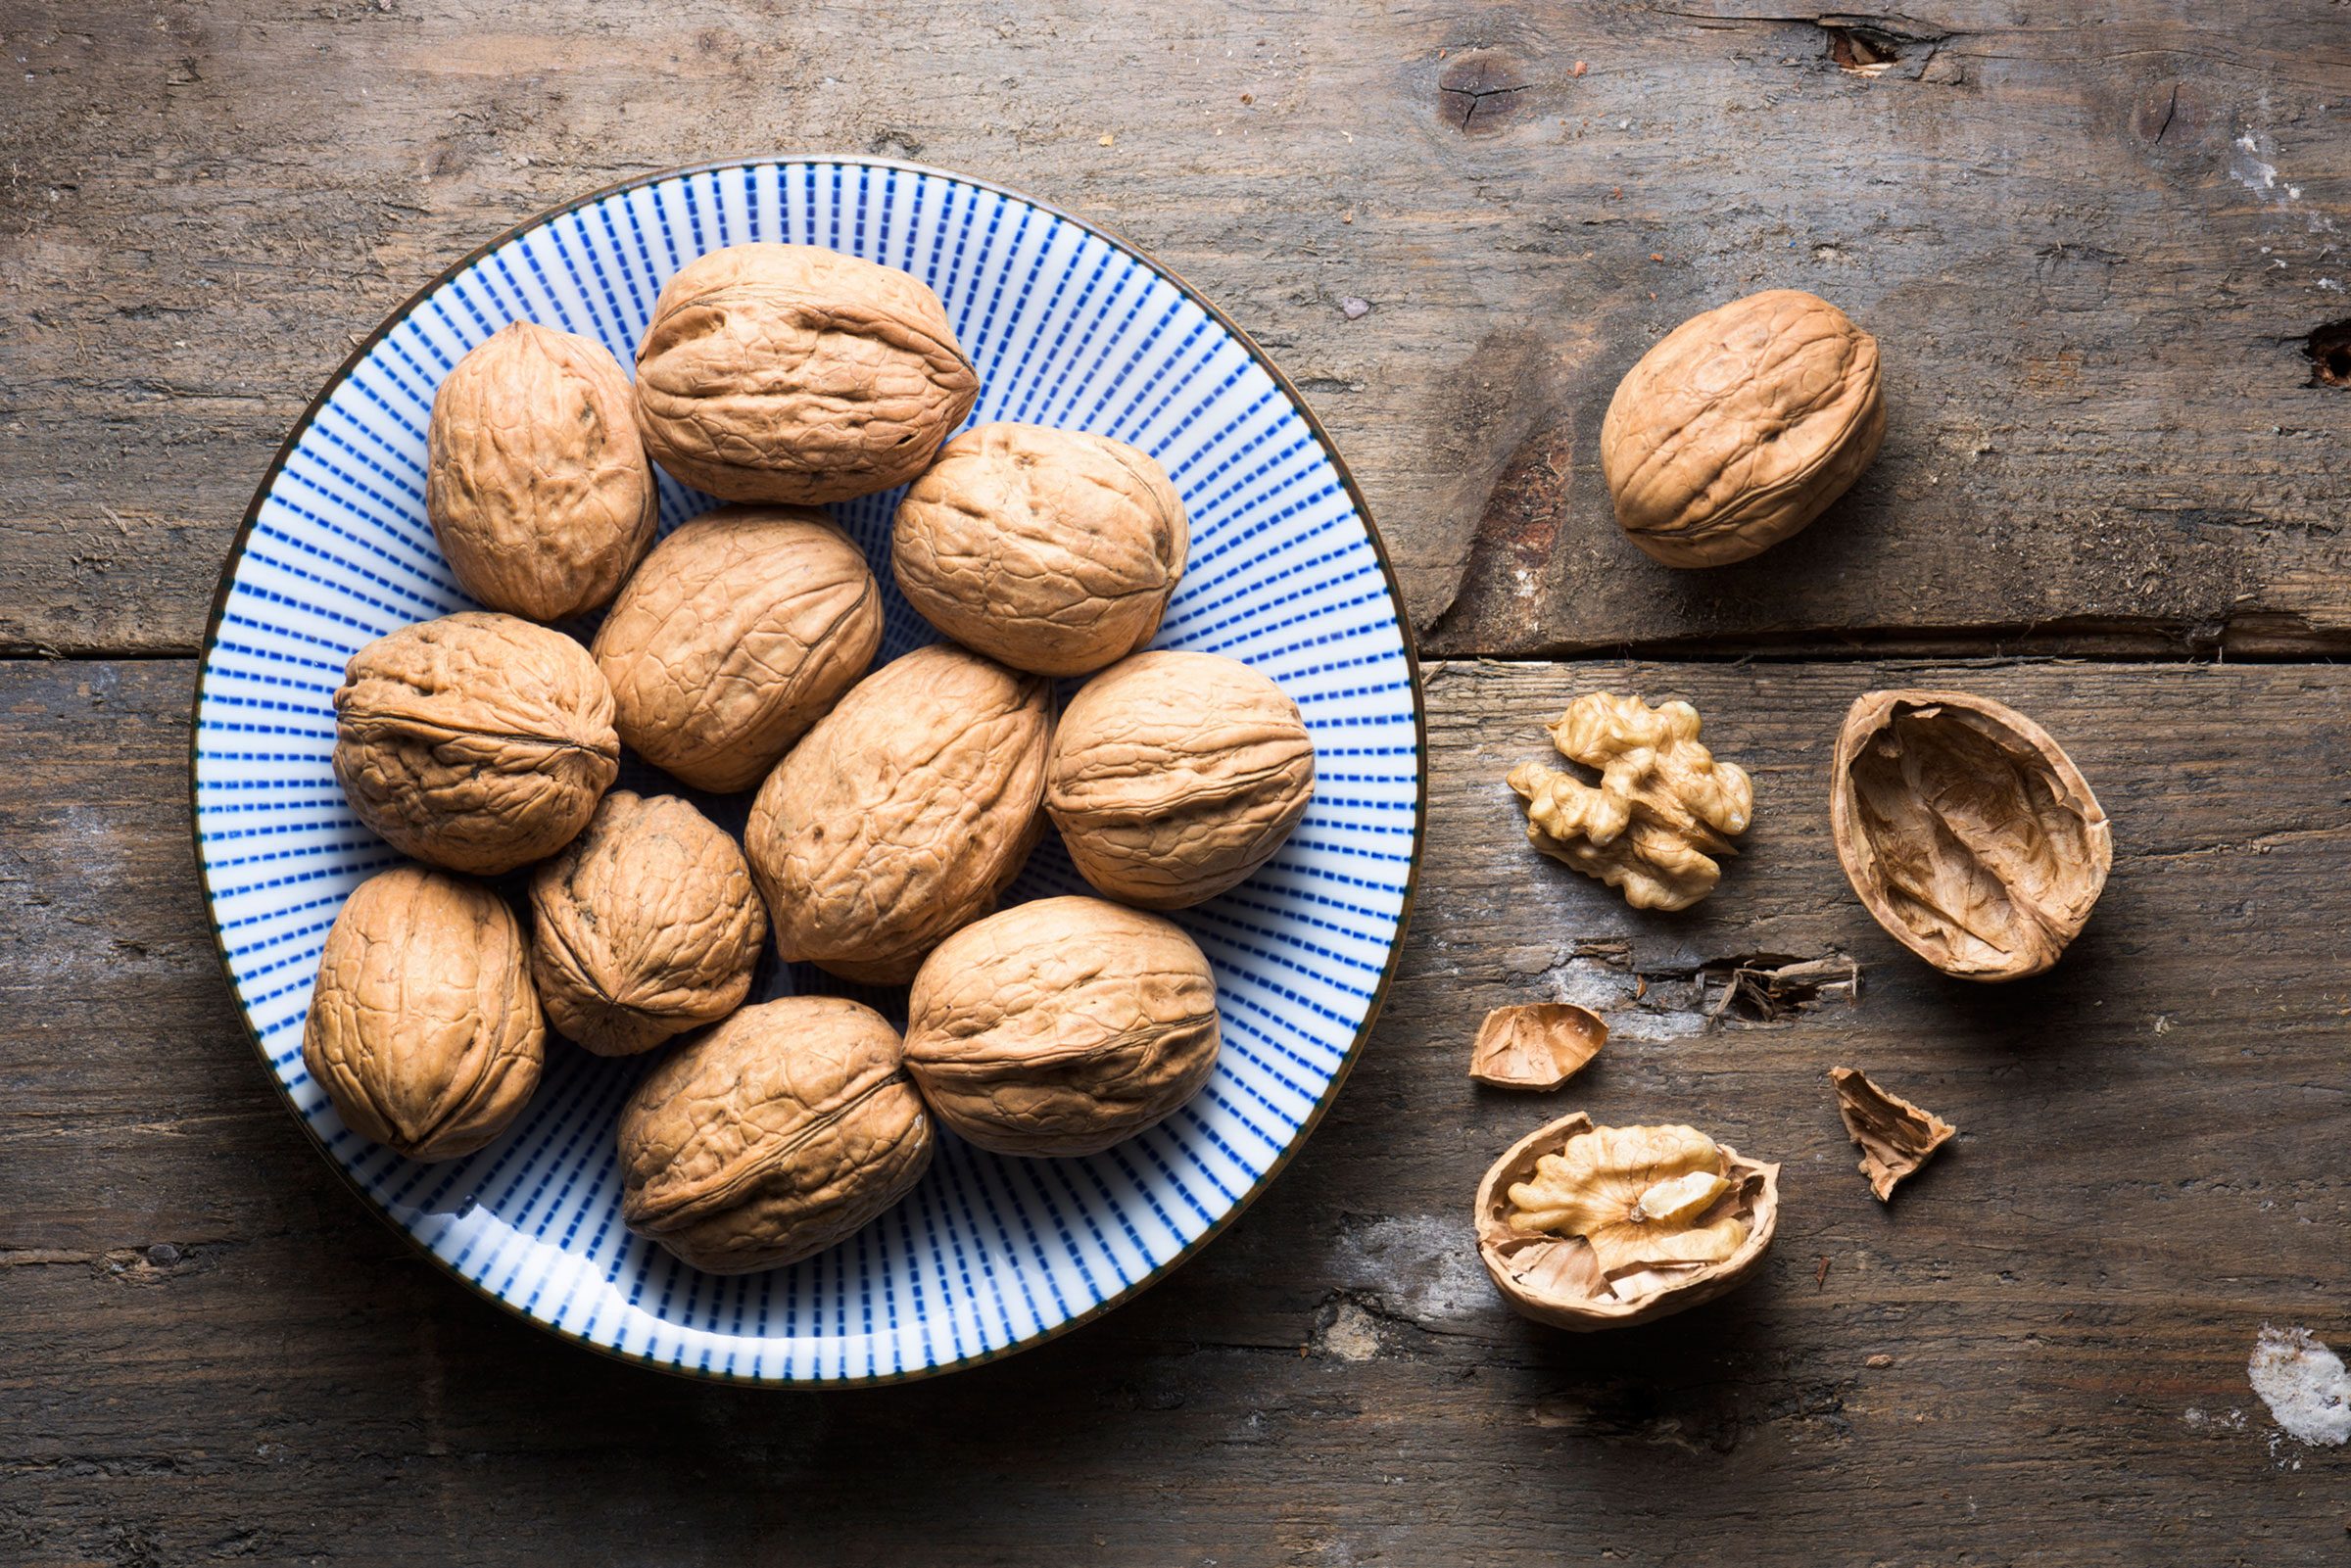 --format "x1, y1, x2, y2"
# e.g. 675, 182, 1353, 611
191, 158, 1425, 1384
